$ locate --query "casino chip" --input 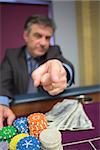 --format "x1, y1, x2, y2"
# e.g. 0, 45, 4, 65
27, 113, 48, 138
0, 141, 9, 150
0, 130, 2, 141
9, 133, 28, 150
1, 126, 17, 140
39, 128, 63, 150
16, 135, 41, 150
27, 113, 47, 124
13, 117, 29, 134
